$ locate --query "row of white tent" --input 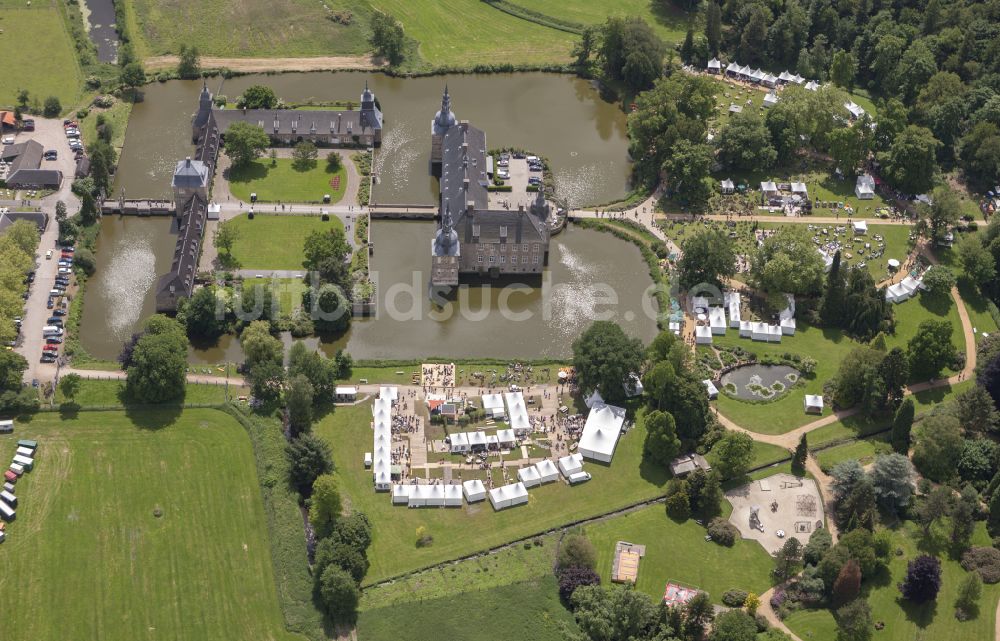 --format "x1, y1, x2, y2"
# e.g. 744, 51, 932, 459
391, 453, 588, 510
694, 293, 795, 345
372, 387, 398, 491
449, 428, 517, 453
480, 391, 531, 434
885, 271, 928, 304
714, 59, 822, 90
